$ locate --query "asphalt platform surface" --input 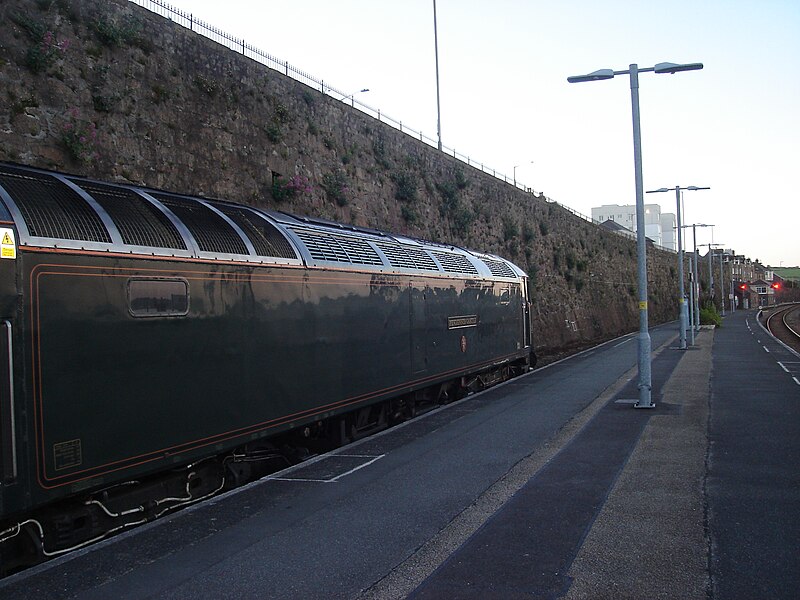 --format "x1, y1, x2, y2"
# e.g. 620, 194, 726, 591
1, 309, 797, 599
